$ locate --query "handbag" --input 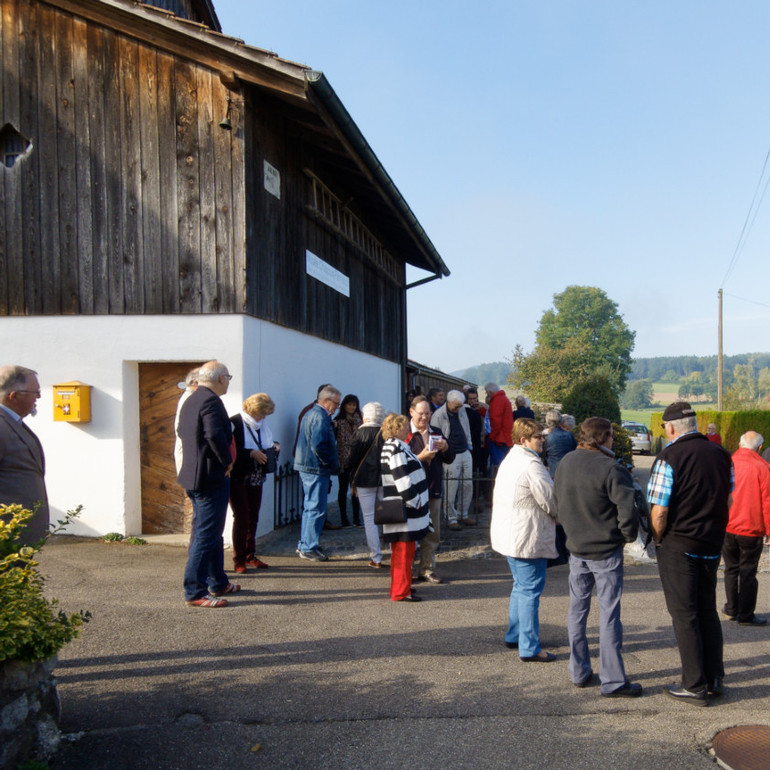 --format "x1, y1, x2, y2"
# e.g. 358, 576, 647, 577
263, 446, 277, 474
374, 496, 407, 525
243, 423, 277, 486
